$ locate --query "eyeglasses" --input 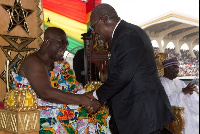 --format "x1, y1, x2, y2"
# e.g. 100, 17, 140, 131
90, 16, 103, 32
